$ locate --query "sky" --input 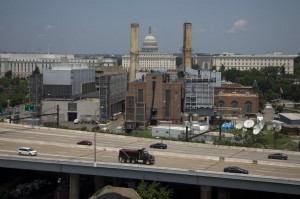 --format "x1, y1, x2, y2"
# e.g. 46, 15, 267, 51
0, 0, 300, 55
